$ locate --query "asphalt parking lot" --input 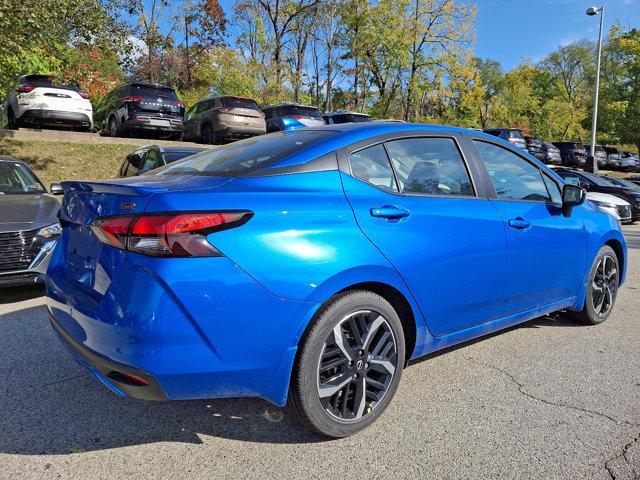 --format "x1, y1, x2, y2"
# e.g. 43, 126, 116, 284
1, 224, 639, 480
